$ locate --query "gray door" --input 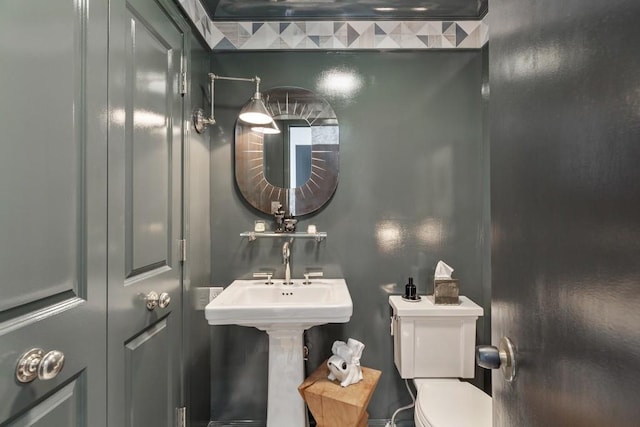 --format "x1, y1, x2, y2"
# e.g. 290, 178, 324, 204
490, 0, 640, 425
0, 0, 108, 425
107, 0, 186, 425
